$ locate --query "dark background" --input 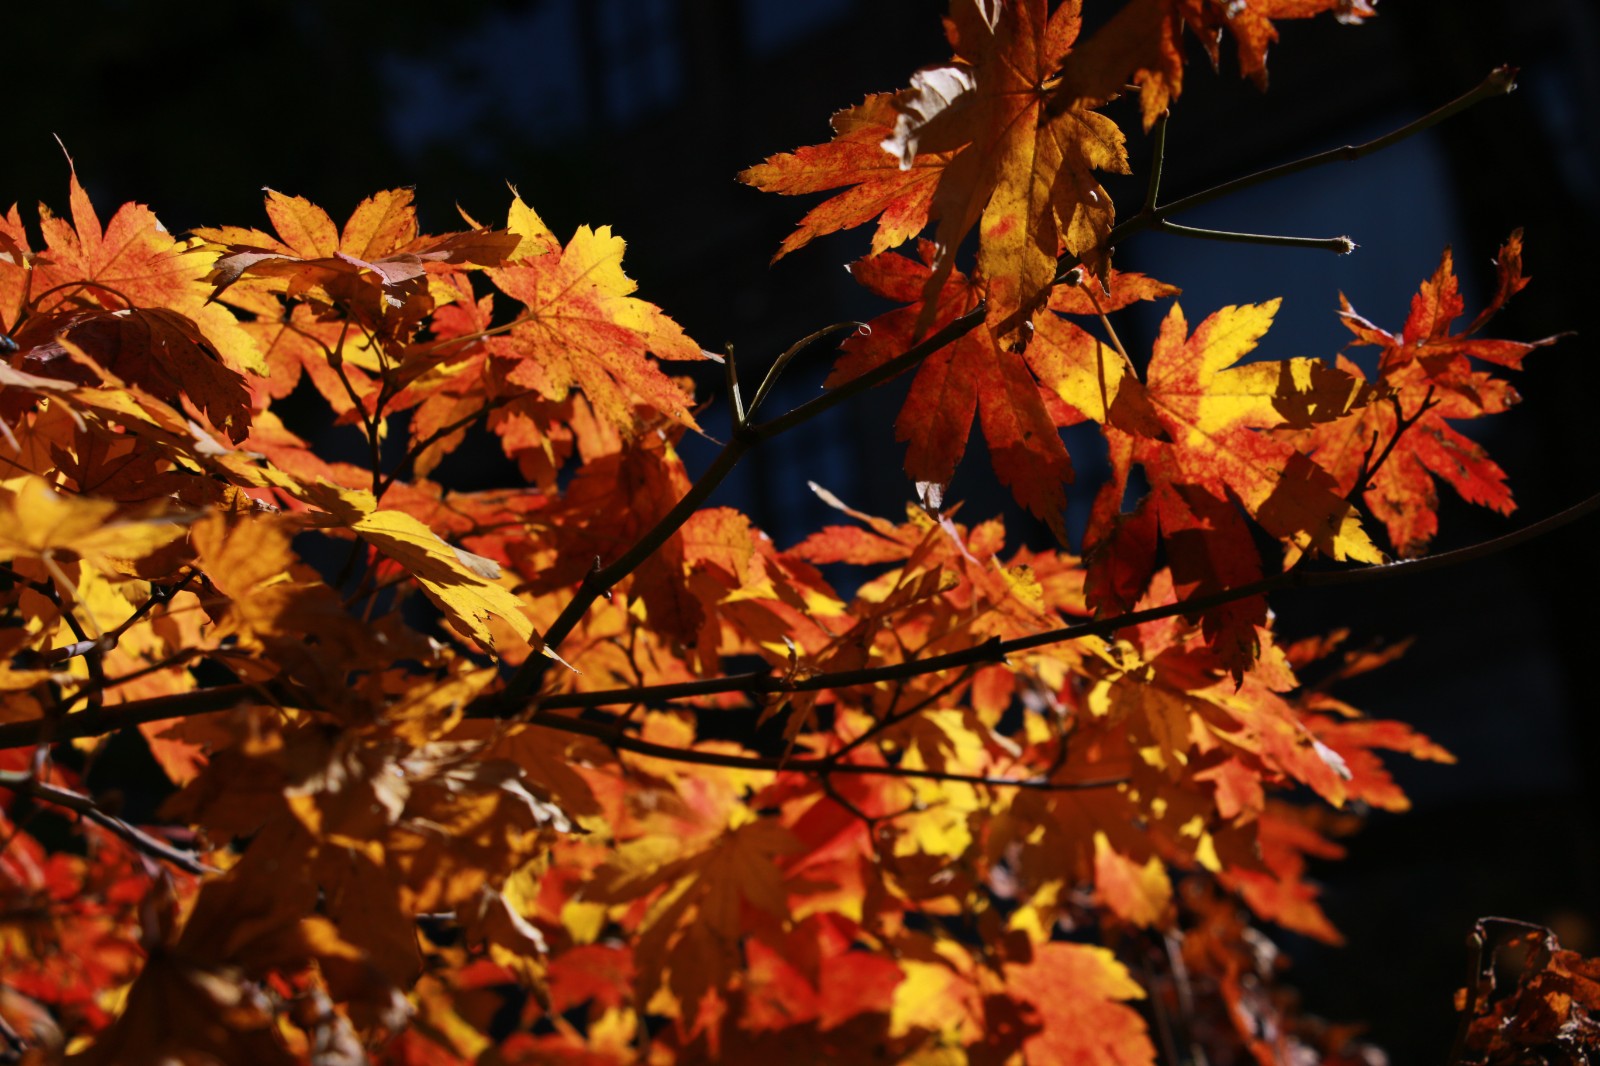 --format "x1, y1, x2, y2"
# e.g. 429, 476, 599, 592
8, 1, 1598, 1060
